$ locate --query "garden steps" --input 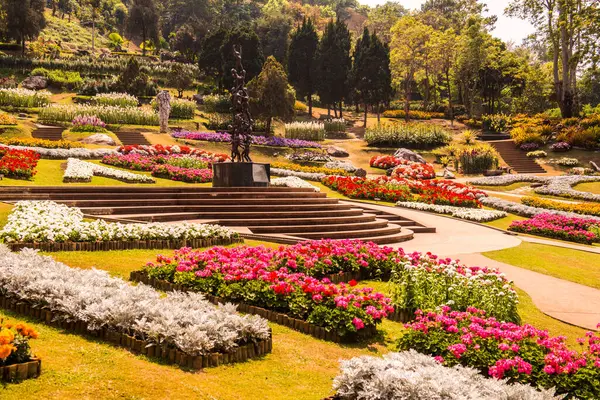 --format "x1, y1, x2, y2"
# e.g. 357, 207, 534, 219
56, 198, 340, 207
31, 124, 64, 141
489, 140, 547, 174
223, 214, 377, 227
247, 219, 390, 234
291, 224, 402, 240
114, 131, 151, 146
347, 203, 437, 234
